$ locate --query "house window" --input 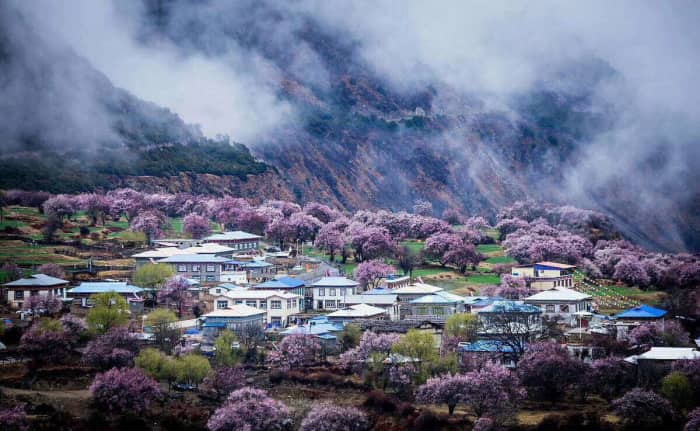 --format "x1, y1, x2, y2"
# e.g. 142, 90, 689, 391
329, 288, 336, 296
287, 300, 292, 308
14, 290, 24, 300
177, 264, 187, 272
432, 306, 445, 316
191, 275, 200, 280
246, 300, 257, 308
206, 275, 216, 282
560, 304, 569, 313
325, 300, 336, 309
271, 300, 282, 309
192, 264, 201, 272
416, 306, 428, 315
216, 300, 228, 309
271, 317, 281, 324
259, 302, 267, 309
235, 300, 243, 305
215, 289, 221, 294
318, 288, 325, 297
546, 304, 555, 313
206, 265, 216, 272
292, 300, 296, 308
